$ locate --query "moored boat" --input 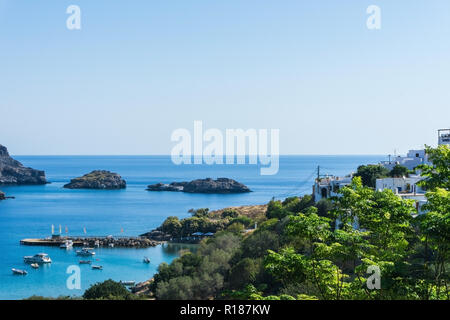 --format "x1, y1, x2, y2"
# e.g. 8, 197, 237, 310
12, 268, 28, 275
24, 253, 52, 264
143, 257, 150, 264
60, 240, 73, 249
92, 265, 103, 270
79, 260, 92, 264
30, 263, 39, 269
76, 248, 96, 256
